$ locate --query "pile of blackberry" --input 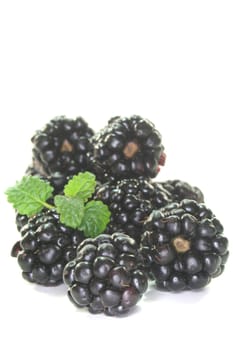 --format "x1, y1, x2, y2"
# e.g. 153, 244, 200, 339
9, 115, 229, 317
